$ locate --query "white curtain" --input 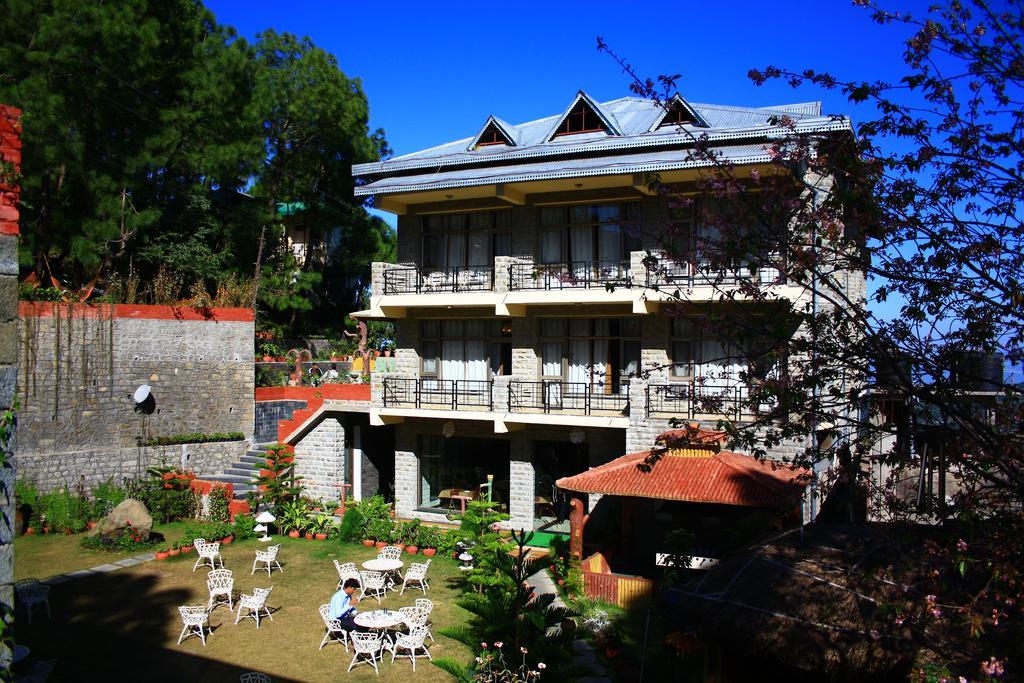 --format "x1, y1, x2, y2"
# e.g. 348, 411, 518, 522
541, 342, 562, 377
446, 232, 466, 272
570, 226, 593, 277
465, 340, 488, 381
598, 224, 621, 270
592, 339, 609, 390
568, 339, 590, 385
541, 231, 562, 264
442, 340, 466, 381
